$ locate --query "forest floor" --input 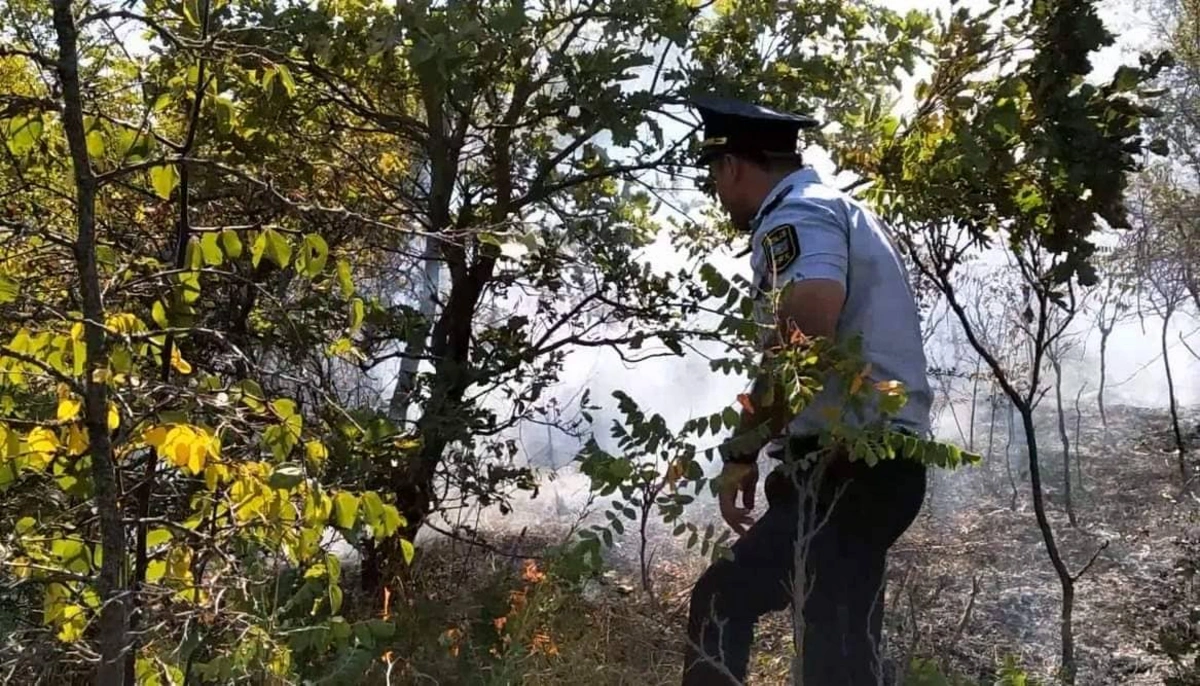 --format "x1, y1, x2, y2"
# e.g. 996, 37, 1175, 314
395, 403, 1200, 685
